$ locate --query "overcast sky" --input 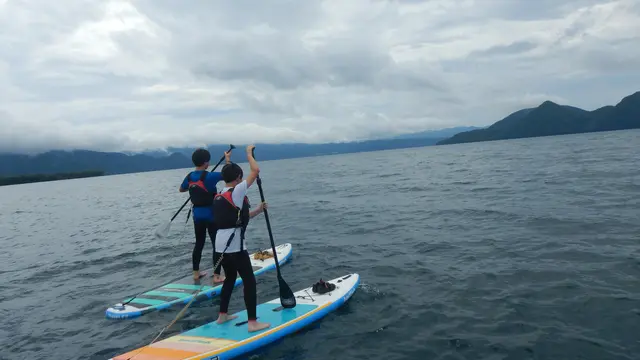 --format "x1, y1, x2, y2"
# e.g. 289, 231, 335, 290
1, 0, 639, 153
